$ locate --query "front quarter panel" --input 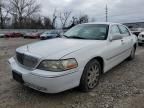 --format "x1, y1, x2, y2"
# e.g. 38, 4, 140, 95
61, 41, 108, 80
